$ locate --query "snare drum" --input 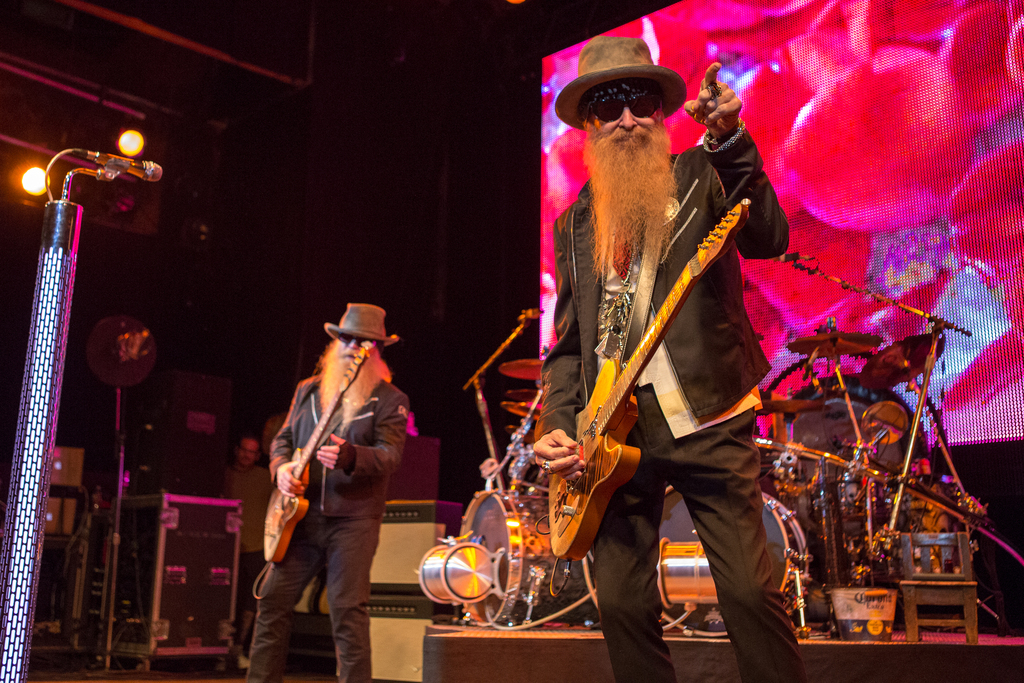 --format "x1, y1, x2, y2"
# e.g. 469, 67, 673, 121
419, 491, 596, 626
657, 488, 806, 607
